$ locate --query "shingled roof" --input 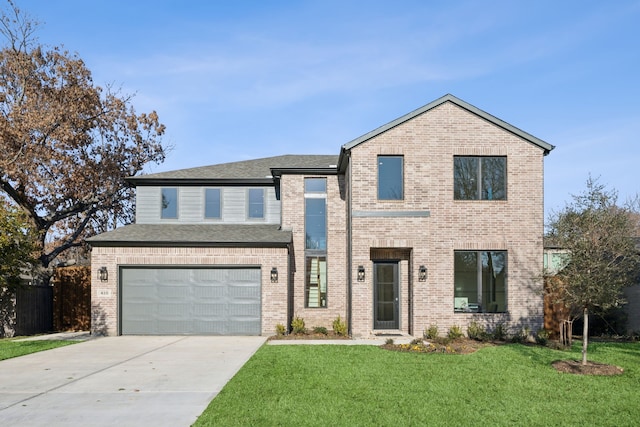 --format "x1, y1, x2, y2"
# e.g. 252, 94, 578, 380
128, 154, 339, 185
87, 224, 292, 247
